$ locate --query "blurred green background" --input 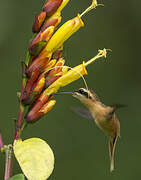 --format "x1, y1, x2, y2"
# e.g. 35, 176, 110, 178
0, 0, 141, 179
